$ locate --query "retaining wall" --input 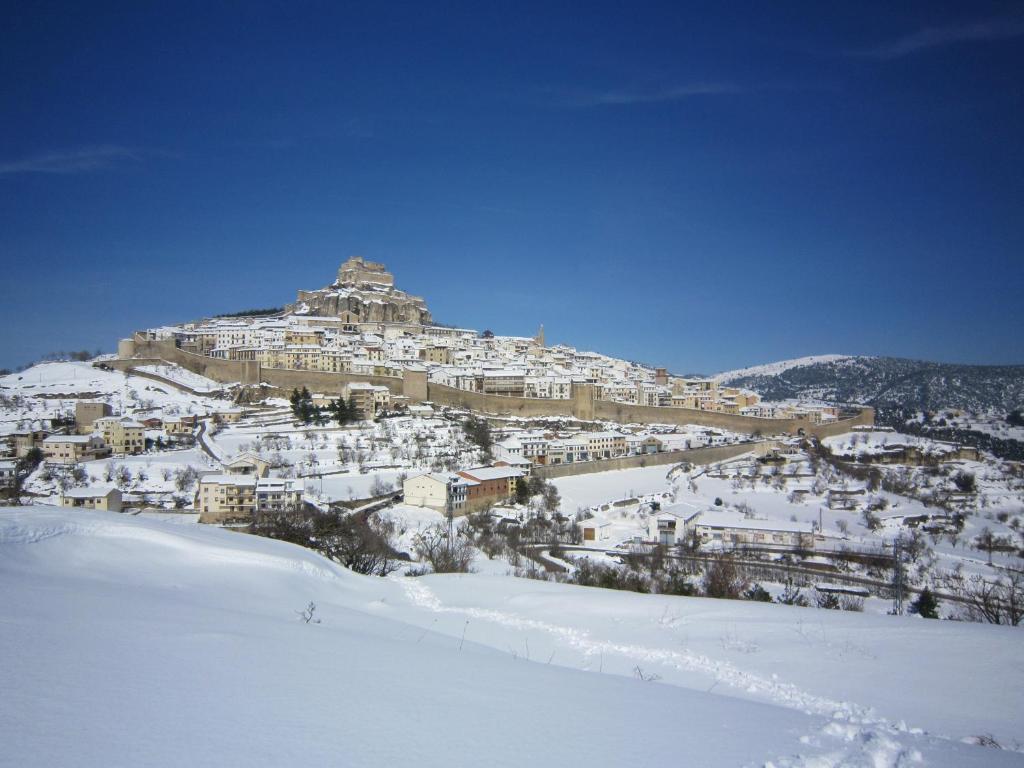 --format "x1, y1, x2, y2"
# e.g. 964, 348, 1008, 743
534, 440, 777, 480
260, 367, 403, 396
